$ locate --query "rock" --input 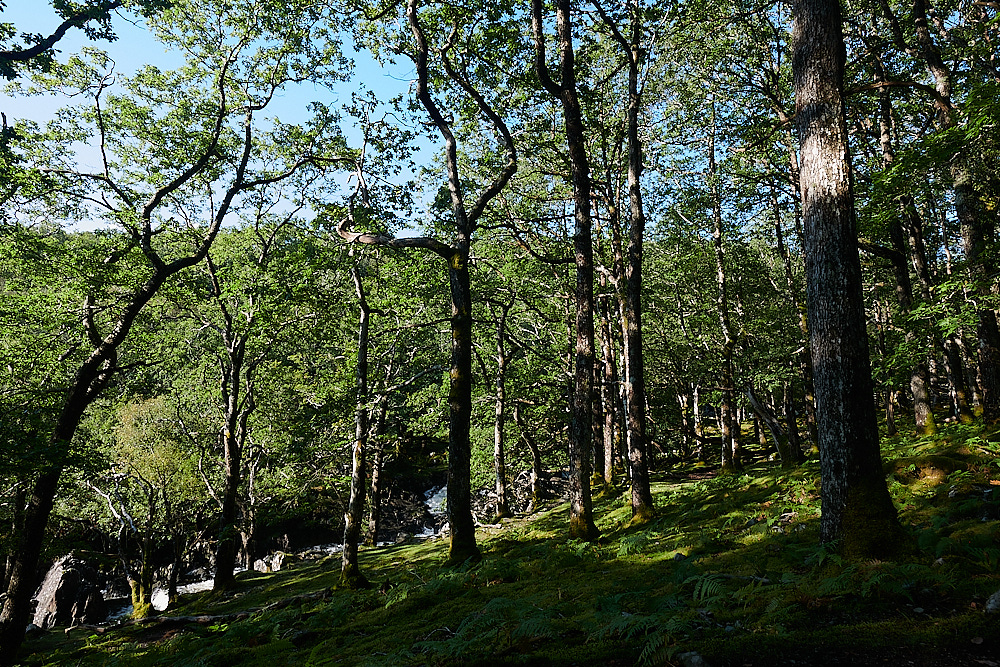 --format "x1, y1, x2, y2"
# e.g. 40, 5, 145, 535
986, 589, 1000, 613
32, 554, 106, 629
23, 623, 45, 640
678, 651, 712, 667
253, 551, 289, 573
